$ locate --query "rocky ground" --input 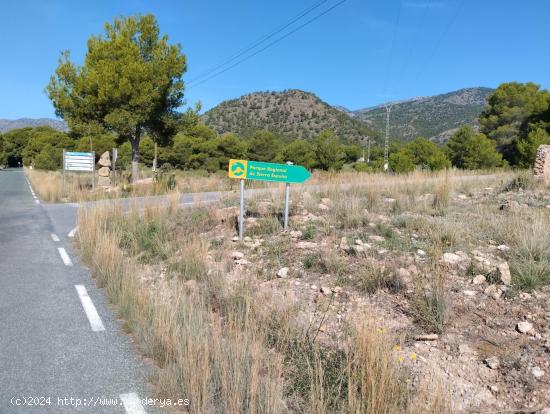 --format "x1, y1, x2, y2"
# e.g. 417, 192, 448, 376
204, 173, 550, 412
